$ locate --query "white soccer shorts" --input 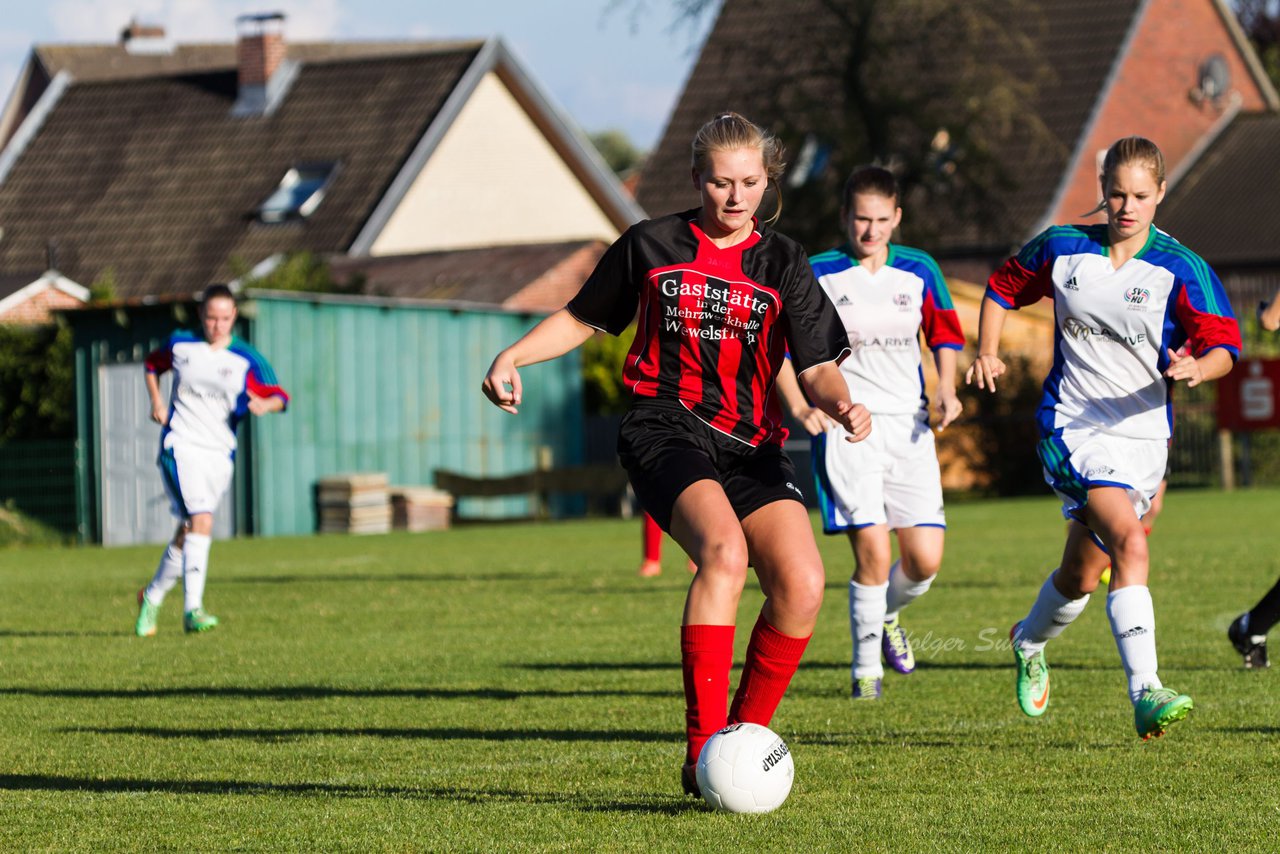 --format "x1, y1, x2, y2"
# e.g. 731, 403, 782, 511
159, 440, 234, 519
814, 412, 945, 532
1037, 427, 1167, 523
